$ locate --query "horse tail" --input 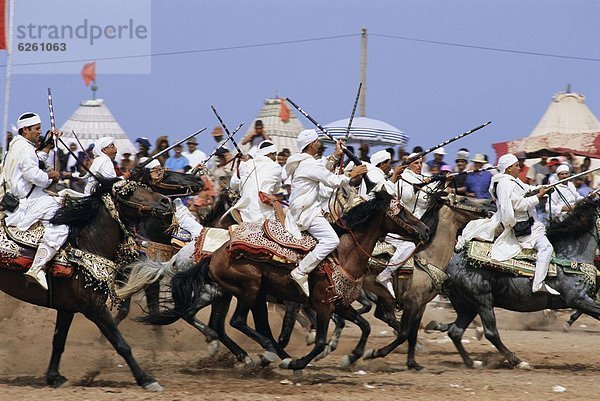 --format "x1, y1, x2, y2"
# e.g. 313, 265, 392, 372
115, 256, 168, 300
137, 256, 211, 326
